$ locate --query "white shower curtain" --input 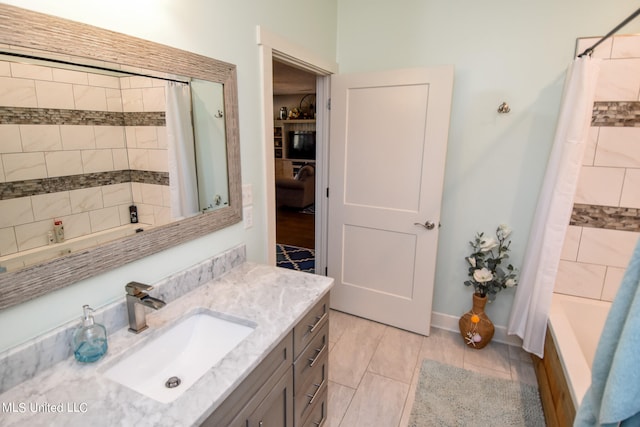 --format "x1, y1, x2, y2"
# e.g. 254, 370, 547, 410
507, 56, 601, 358
166, 82, 199, 219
